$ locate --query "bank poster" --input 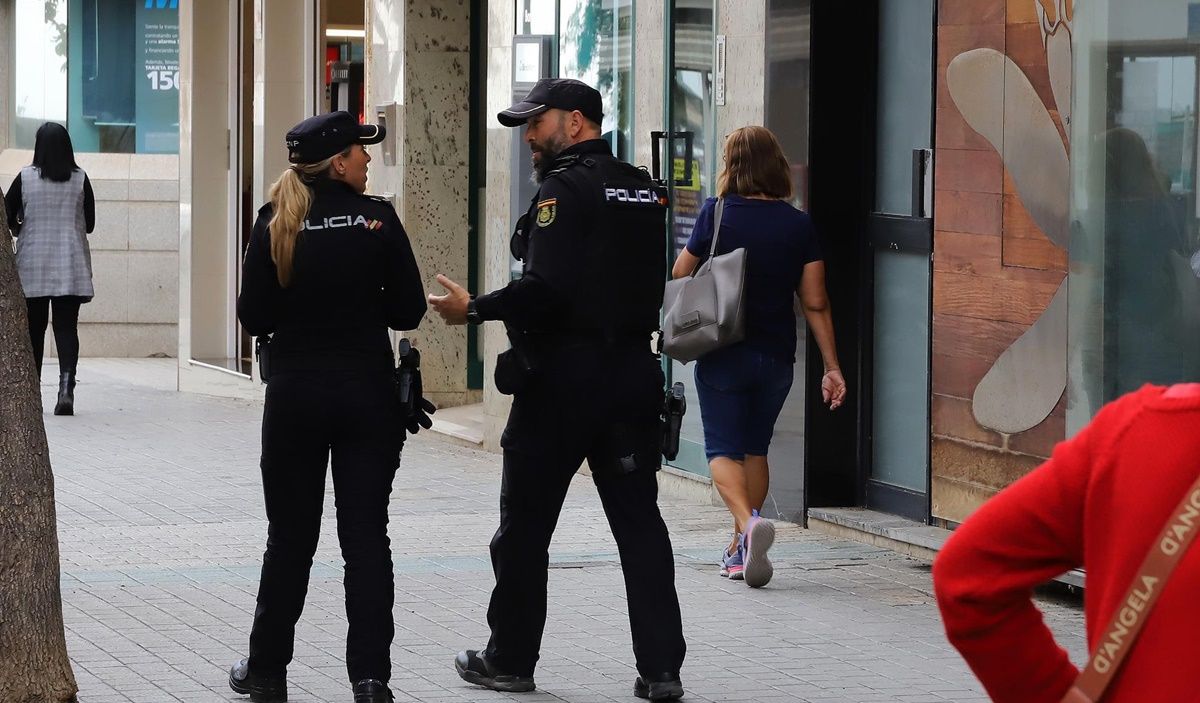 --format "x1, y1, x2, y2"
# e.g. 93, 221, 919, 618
135, 0, 180, 153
